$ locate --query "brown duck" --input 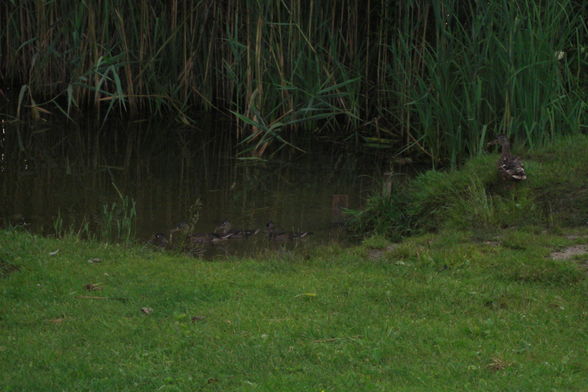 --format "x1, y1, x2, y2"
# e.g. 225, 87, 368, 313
488, 135, 527, 181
